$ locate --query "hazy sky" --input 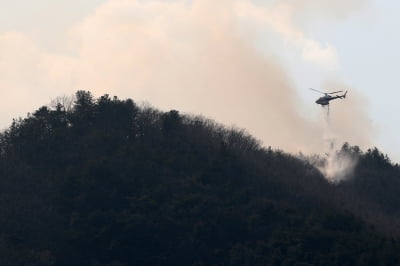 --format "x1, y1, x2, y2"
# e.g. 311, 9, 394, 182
0, 0, 399, 161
